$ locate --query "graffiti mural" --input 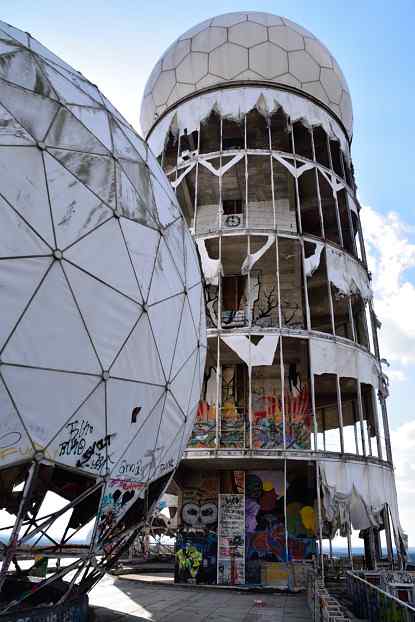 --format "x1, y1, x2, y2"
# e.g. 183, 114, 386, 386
245, 470, 286, 583
188, 368, 217, 448
175, 532, 218, 584
251, 369, 312, 450
286, 473, 316, 561
188, 401, 217, 448
217, 493, 245, 585
176, 471, 219, 584
220, 366, 247, 448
